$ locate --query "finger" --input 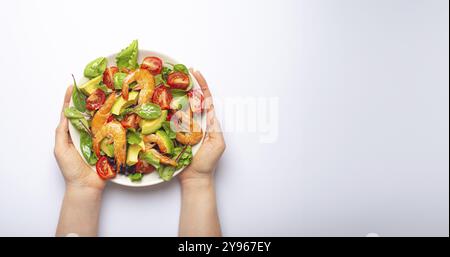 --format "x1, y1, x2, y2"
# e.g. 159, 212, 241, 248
190, 68, 215, 124
56, 86, 73, 148
190, 68, 212, 99
203, 98, 224, 142
59, 85, 73, 123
